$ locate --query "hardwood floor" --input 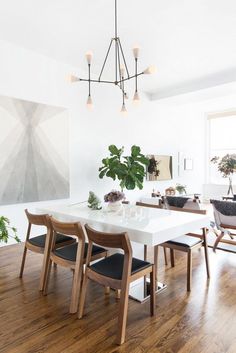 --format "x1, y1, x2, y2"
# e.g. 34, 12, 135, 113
0, 243, 236, 353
